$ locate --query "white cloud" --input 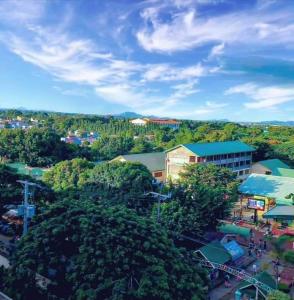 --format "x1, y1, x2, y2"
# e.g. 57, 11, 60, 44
208, 43, 225, 58
0, 0, 45, 24
225, 83, 294, 108
142, 63, 206, 81
137, 2, 294, 53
